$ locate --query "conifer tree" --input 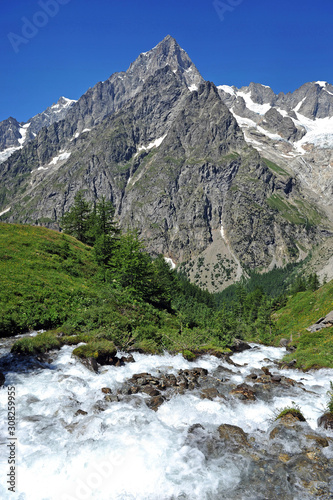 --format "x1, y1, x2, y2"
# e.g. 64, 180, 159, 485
109, 231, 153, 299
60, 191, 92, 244
92, 196, 120, 270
